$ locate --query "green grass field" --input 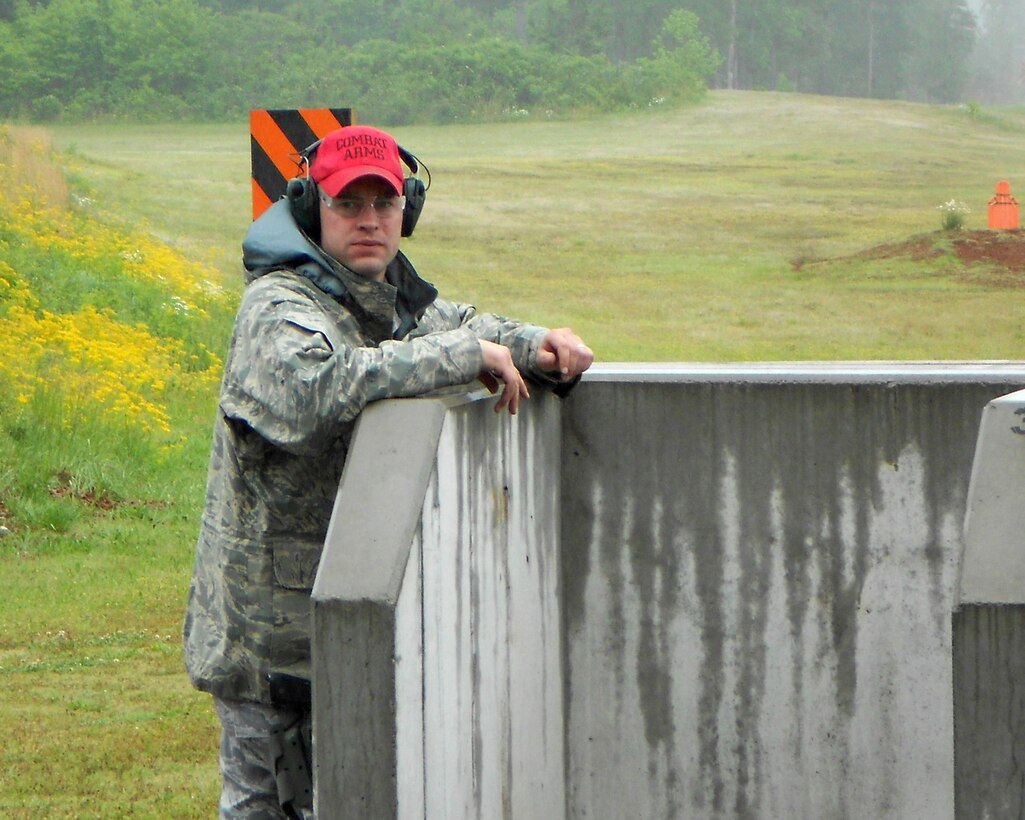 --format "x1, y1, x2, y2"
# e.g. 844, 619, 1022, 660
52, 91, 1025, 360
2, 90, 1025, 817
